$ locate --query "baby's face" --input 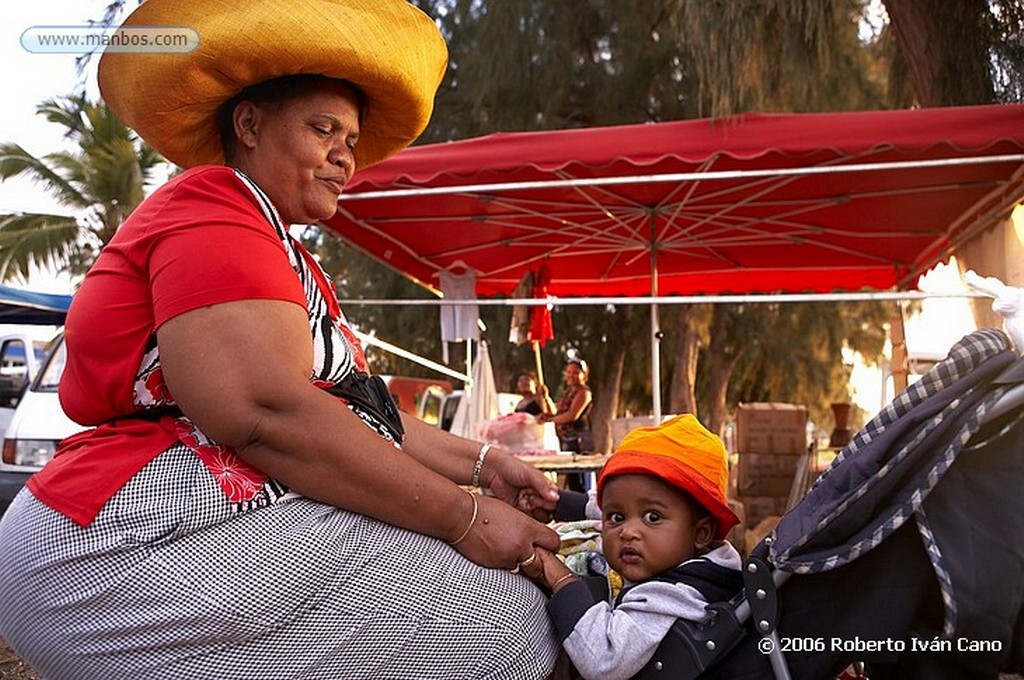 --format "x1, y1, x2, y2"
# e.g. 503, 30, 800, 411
600, 474, 711, 583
